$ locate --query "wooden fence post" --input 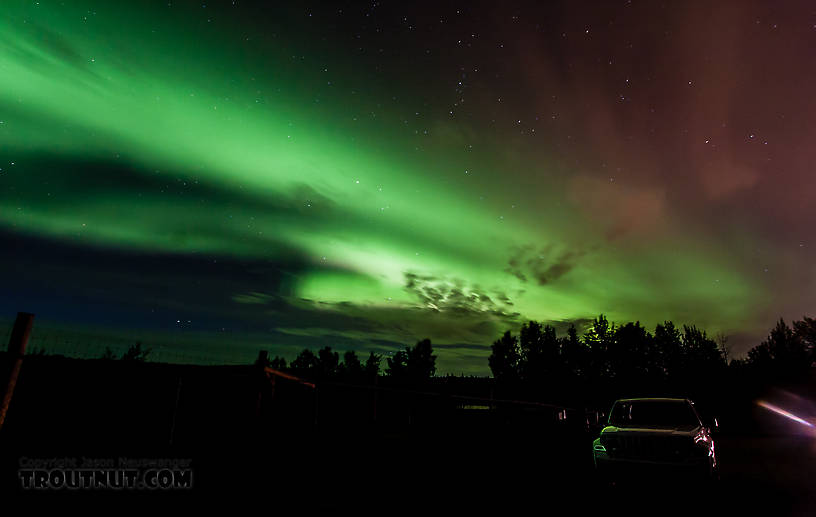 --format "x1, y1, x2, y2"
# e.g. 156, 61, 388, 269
0, 312, 35, 431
